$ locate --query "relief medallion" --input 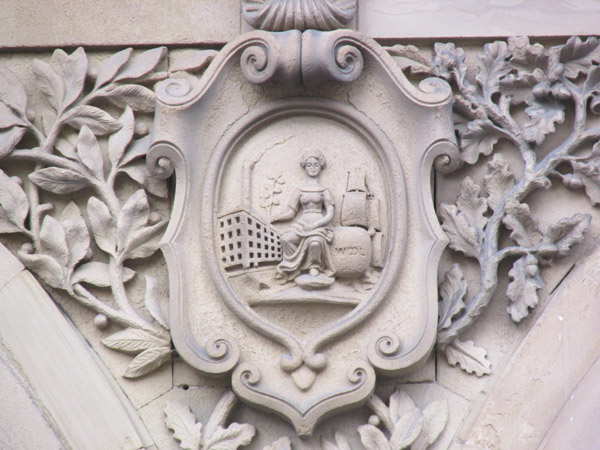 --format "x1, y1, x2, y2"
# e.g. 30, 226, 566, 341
148, 29, 458, 435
